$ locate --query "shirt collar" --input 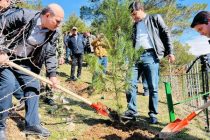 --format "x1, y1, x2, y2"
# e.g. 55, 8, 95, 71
36, 18, 49, 32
